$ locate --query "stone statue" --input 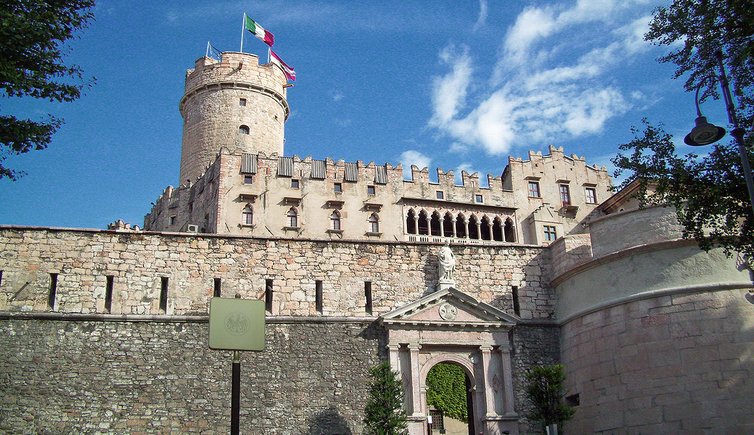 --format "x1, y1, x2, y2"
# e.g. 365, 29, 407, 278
438, 241, 455, 282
